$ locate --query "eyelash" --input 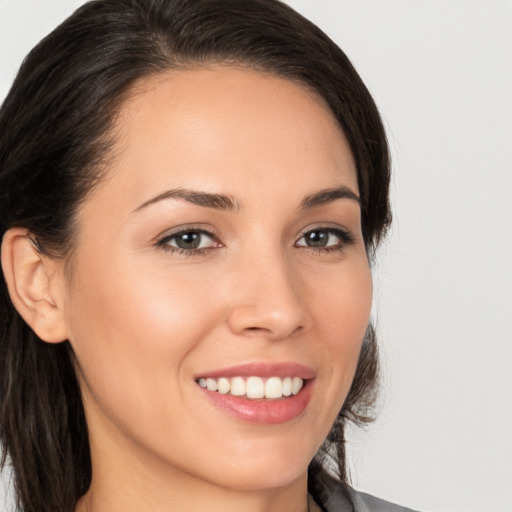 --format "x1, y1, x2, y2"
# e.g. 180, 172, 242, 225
156, 226, 356, 256
296, 227, 356, 254
156, 227, 221, 256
